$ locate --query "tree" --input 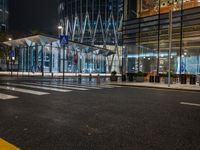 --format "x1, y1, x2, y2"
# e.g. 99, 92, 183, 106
0, 32, 12, 71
